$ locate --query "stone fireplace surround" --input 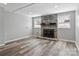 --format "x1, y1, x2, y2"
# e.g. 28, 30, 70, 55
41, 14, 57, 38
